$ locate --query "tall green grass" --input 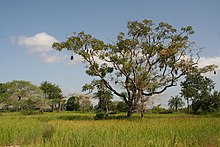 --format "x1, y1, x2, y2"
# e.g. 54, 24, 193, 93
0, 112, 220, 146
